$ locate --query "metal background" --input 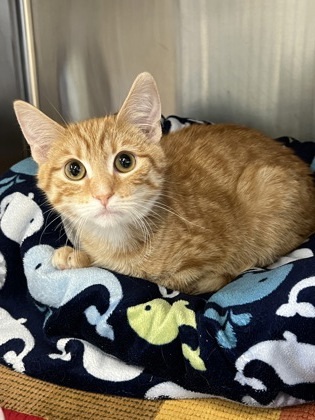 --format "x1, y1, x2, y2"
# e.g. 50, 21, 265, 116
1, 0, 315, 172
0, 0, 26, 172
